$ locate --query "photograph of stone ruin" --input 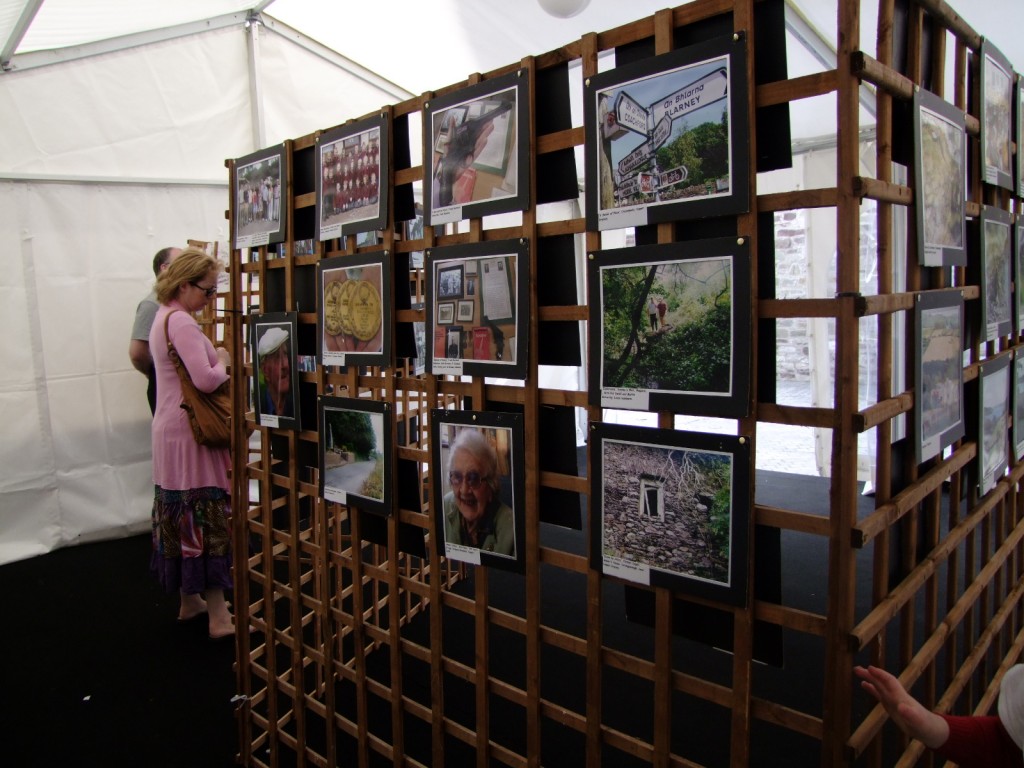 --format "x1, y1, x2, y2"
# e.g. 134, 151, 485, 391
600, 438, 732, 585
